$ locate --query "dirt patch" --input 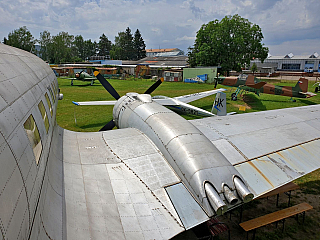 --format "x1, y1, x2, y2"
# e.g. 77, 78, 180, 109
213, 189, 320, 240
